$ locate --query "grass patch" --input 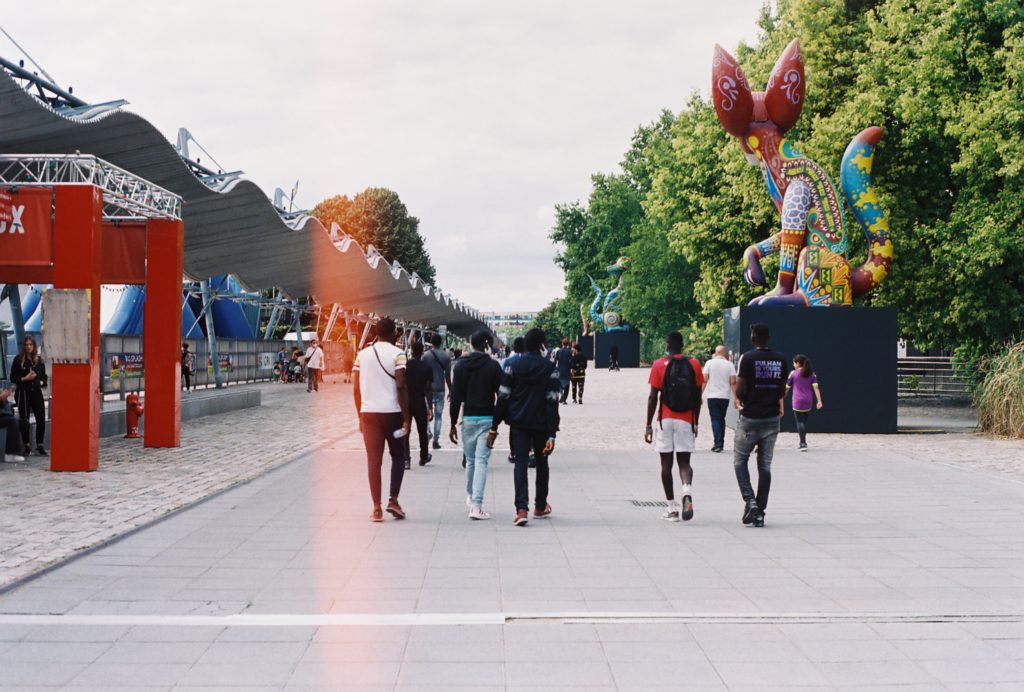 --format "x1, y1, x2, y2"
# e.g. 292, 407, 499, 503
975, 341, 1024, 439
